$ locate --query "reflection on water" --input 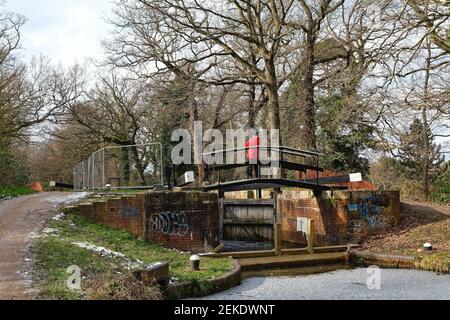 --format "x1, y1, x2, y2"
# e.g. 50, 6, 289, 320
222, 240, 274, 252
222, 240, 351, 278
242, 264, 352, 279
222, 240, 305, 252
